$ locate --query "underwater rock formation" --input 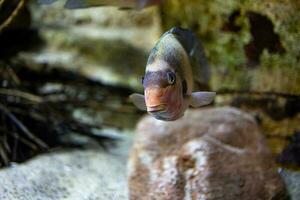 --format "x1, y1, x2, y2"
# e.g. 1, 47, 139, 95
160, 0, 300, 154
161, 0, 300, 95
0, 142, 131, 200
128, 107, 285, 199
280, 169, 300, 200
